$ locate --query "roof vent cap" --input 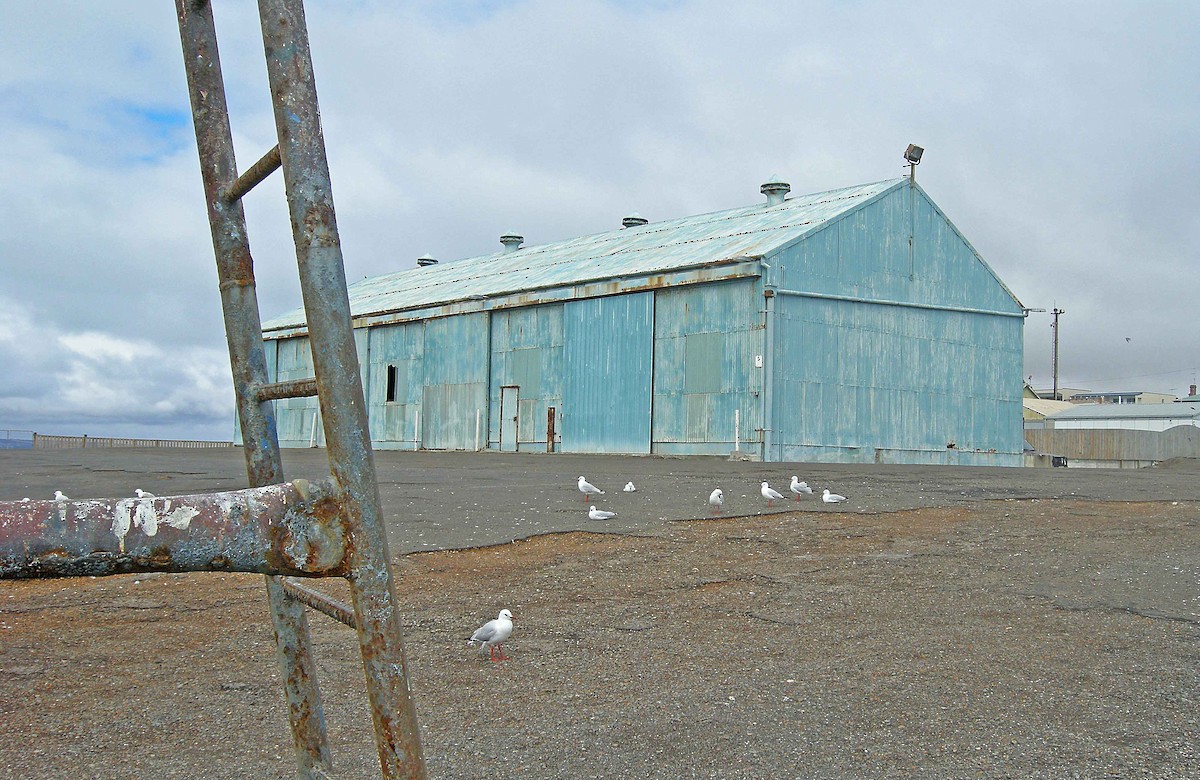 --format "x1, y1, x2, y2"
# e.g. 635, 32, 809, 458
499, 232, 523, 253
760, 176, 791, 206
416, 254, 438, 267
622, 213, 649, 229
